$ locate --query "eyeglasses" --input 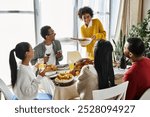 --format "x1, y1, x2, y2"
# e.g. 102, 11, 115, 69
47, 32, 55, 36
